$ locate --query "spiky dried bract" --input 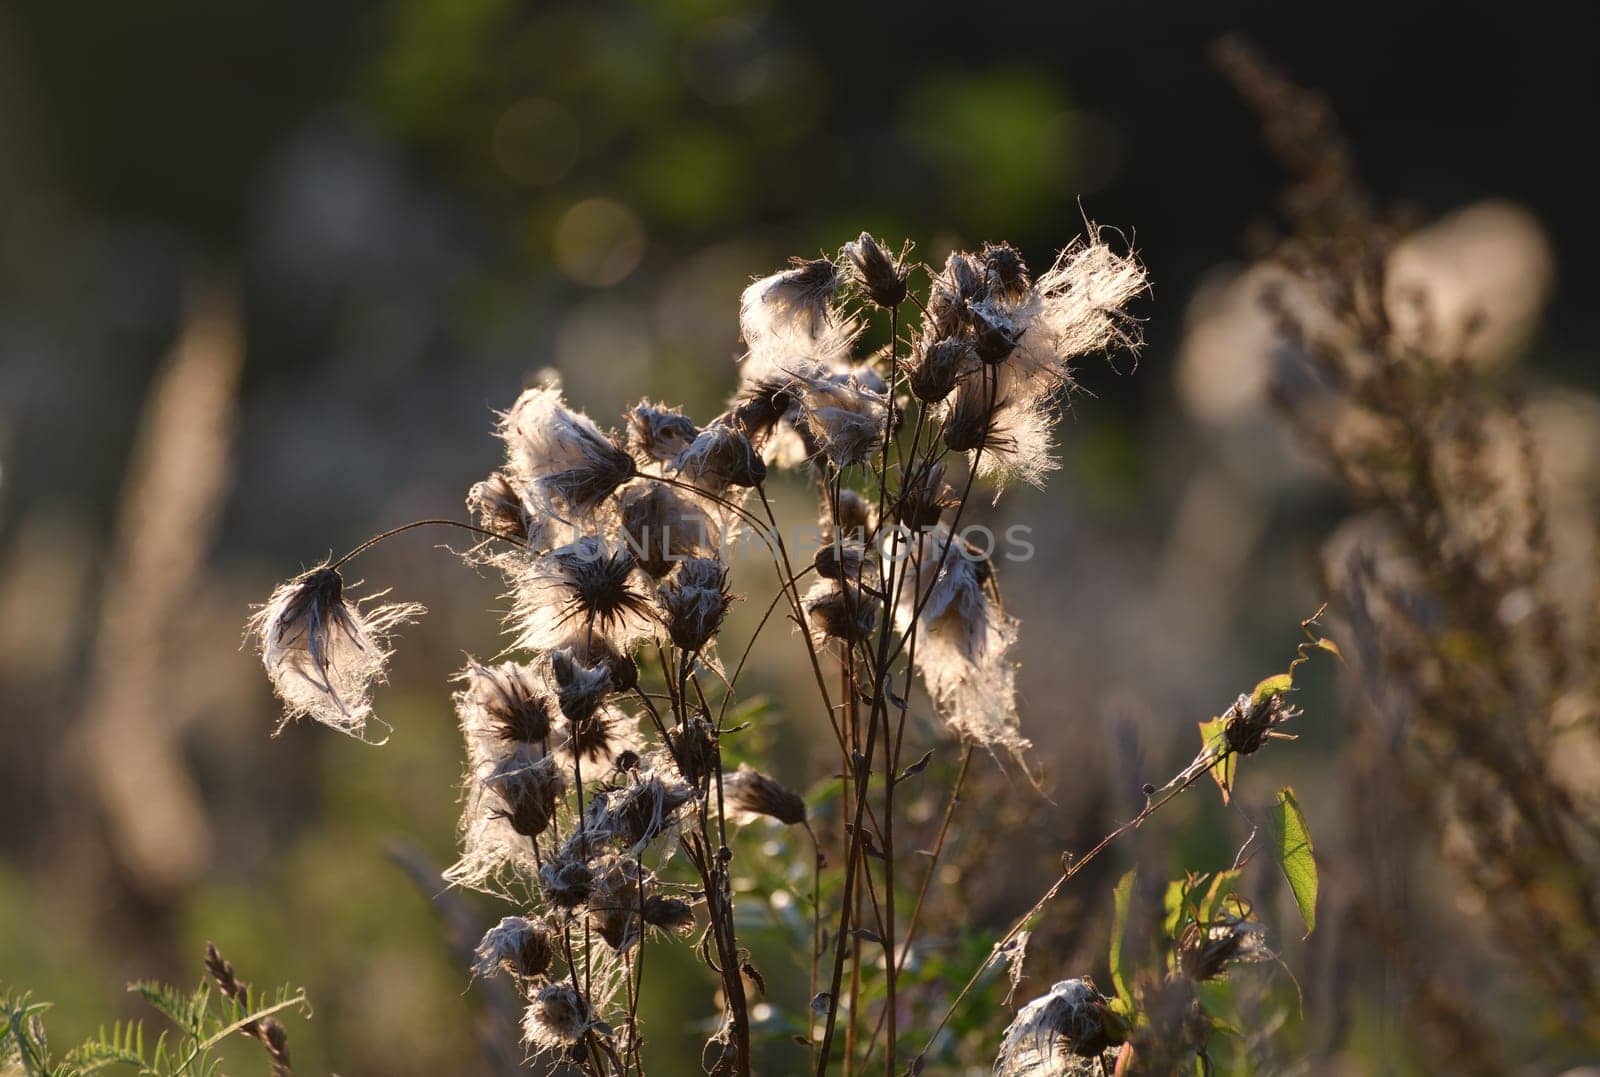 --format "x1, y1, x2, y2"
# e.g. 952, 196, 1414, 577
523, 982, 594, 1053
550, 704, 642, 772
466, 471, 541, 546
841, 232, 910, 308
457, 658, 555, 746
659, 558, 732, 651
995, 978, 1120, 1076
617, 482, 719, 579
803, 579, 877, 644
473, 915, 554, 981
675, 425, 767, 492
982, 241, 1032, 302
626, 401, 699, 467
900, 528, 1028, 751
723, 763, 808, 826
511, 537, 657, 653
251, 565, 422, 740
499, 386, 635, 521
